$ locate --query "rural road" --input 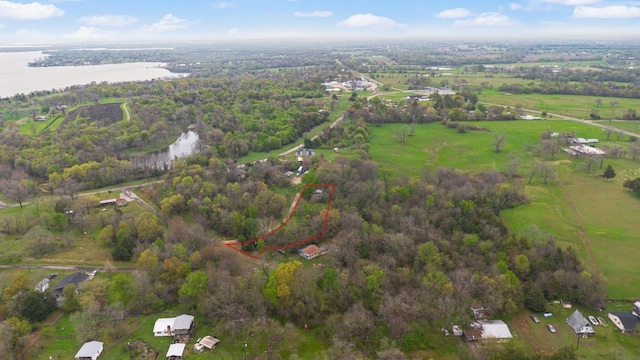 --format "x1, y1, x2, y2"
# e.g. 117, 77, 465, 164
277, 114, 345, 157
0, 264, 134, 271
481, 102, 640, 138
0, 180, 164, 209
